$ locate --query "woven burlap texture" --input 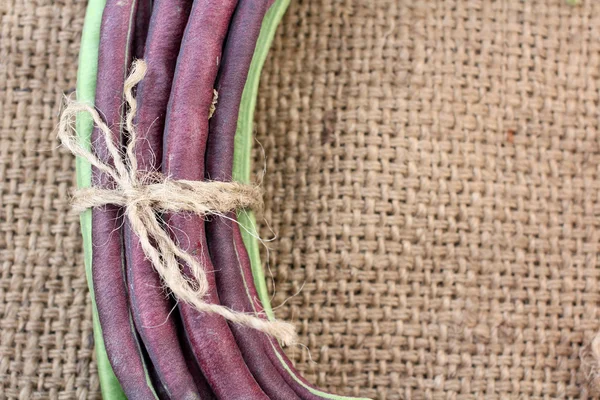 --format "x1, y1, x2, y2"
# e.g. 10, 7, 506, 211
1, 0, 599, 399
